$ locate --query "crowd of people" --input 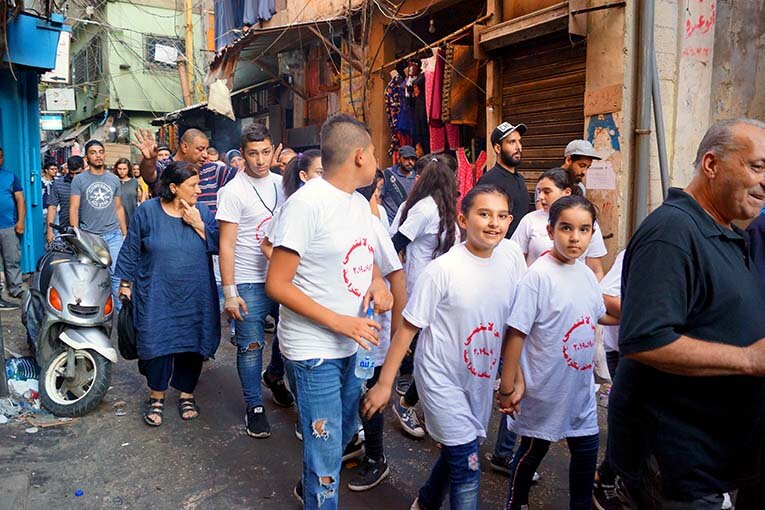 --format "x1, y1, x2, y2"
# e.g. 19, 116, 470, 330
3, 113, 763, 510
